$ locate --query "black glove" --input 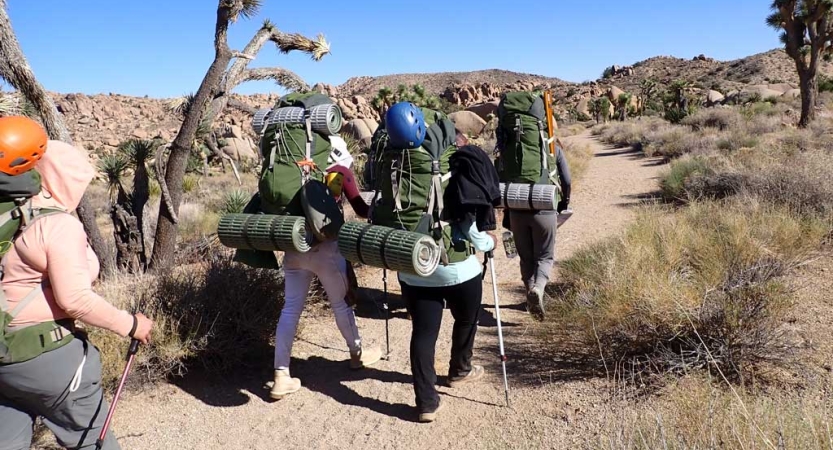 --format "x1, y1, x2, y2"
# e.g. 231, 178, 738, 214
557, 199, 570, 213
